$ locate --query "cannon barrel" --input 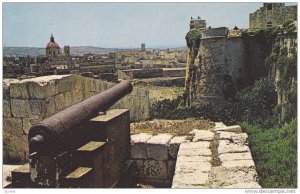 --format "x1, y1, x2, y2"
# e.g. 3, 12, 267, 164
28, 80, 133, 155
